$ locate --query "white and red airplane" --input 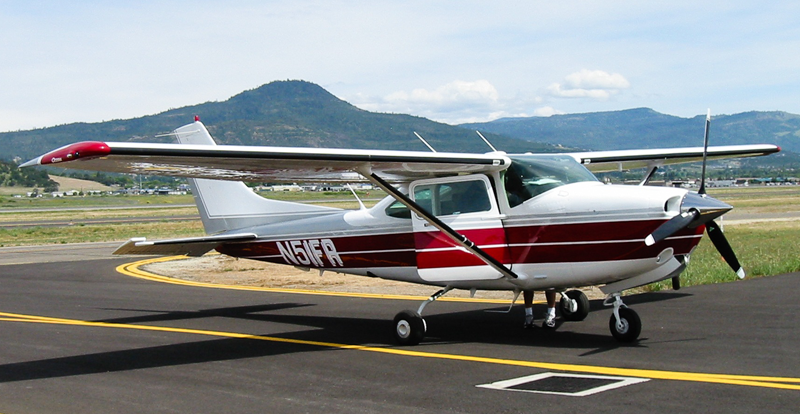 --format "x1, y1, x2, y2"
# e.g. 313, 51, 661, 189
22, 116, 779, 344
